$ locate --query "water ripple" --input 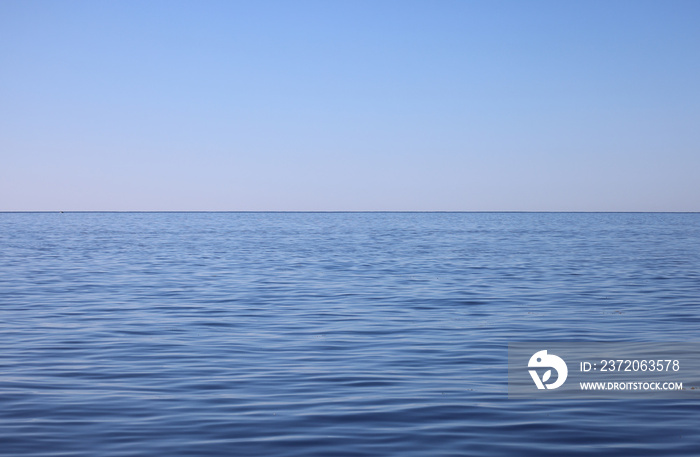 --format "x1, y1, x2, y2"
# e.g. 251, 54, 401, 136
1, 212, 699, 455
